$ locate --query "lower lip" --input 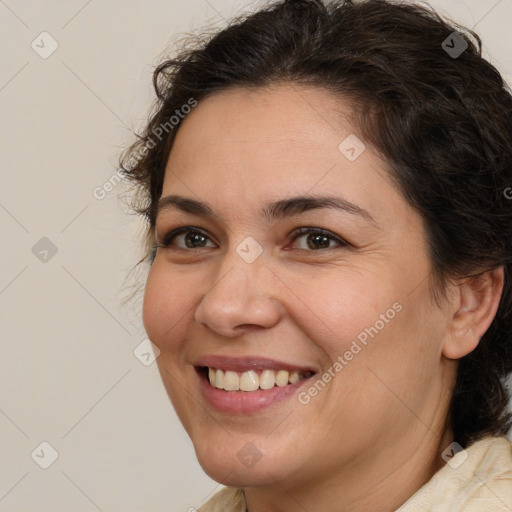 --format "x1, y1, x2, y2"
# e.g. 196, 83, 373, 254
198, 371, 313, 414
